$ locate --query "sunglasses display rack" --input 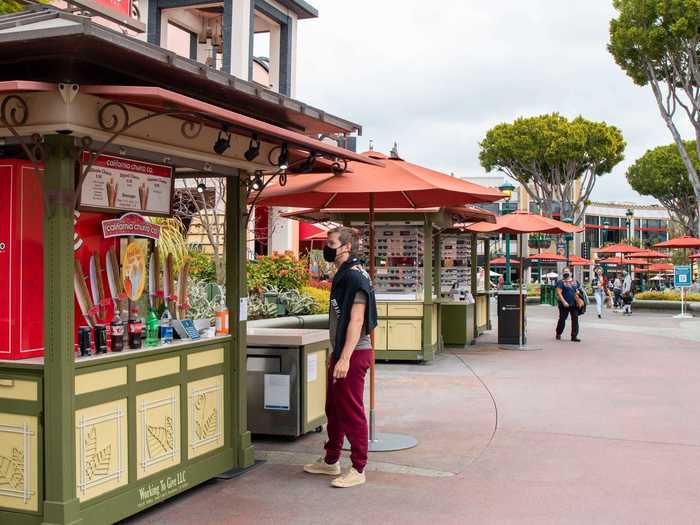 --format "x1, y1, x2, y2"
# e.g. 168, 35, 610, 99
439, 234, 473, 296
357, 225, 425, 294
